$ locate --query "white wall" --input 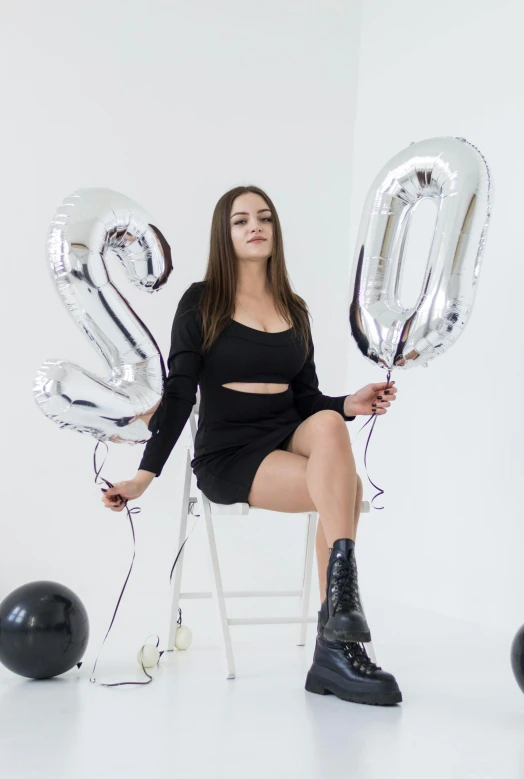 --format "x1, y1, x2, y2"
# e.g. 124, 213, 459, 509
0, 1, 361, 659
348, 0, 524, 633
4, 0, 517, 672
